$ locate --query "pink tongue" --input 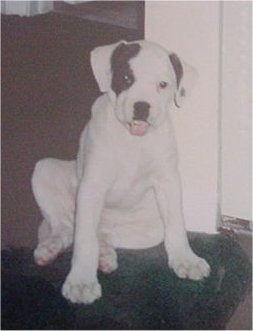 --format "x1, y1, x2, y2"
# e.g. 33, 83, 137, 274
129, 120, 149, 136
